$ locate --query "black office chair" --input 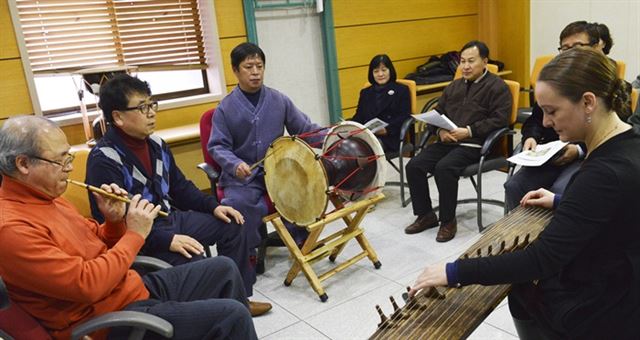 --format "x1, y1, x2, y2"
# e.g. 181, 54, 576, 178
0, 256, 173, 340
418, 79, 520, 232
